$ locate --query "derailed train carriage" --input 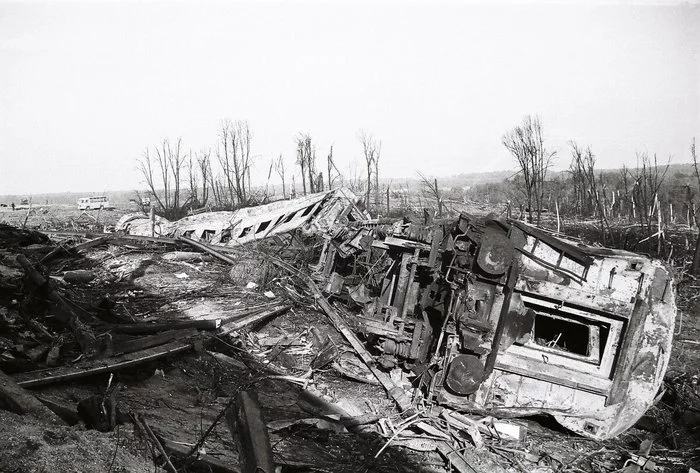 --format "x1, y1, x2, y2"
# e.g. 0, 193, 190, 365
316, 213, 676, 440
116, 190, 677, 440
